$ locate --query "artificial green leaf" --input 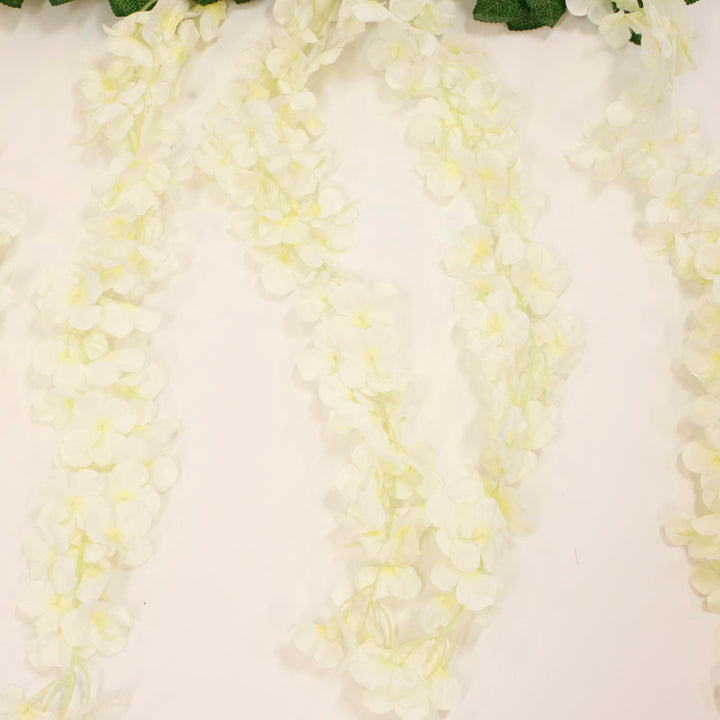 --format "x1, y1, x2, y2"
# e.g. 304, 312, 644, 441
0, 0, 23, 9
109, 0, 149, 15
473, 0, 528, 25
518, 0, 565, 28
473, 0, 565, 31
